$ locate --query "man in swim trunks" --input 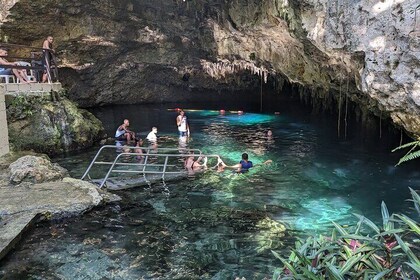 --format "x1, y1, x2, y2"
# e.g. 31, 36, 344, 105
115, 119, 135, 141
